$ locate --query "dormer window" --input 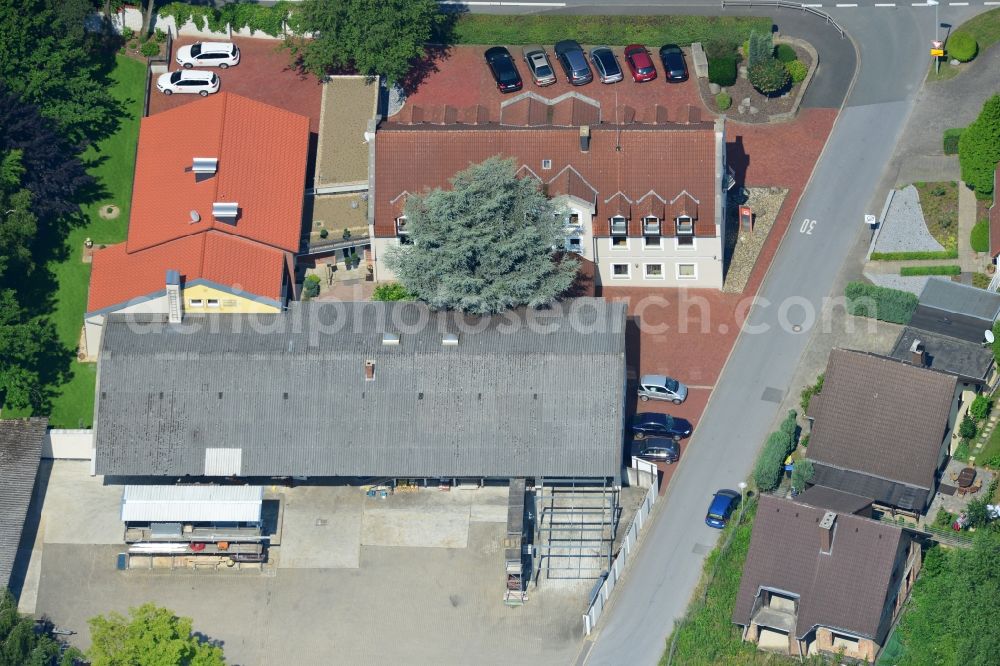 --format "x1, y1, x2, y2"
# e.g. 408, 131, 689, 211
643, 216, 660, 236
610, 215, 628, 236
675, 215, 694, 235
